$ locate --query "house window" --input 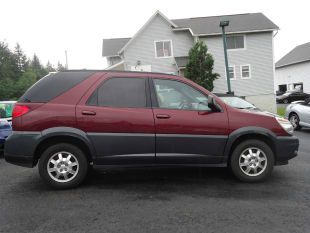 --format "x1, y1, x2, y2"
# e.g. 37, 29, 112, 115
226, 35, 245, 50
241, 65, 251, 79
155, 40, 172, 58
228, 66, 236, 80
